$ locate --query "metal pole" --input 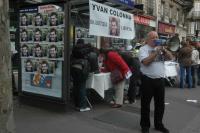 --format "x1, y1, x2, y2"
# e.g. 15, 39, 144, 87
64, 0, 71, 104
